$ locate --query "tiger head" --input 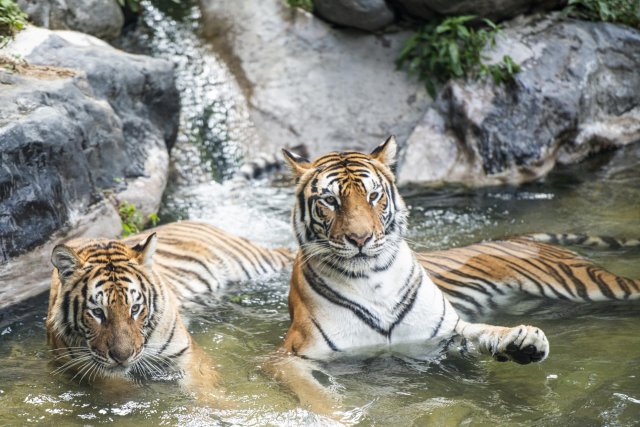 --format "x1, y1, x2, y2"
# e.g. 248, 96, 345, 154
48, 234, 159, 377
282, 136, 408, 274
